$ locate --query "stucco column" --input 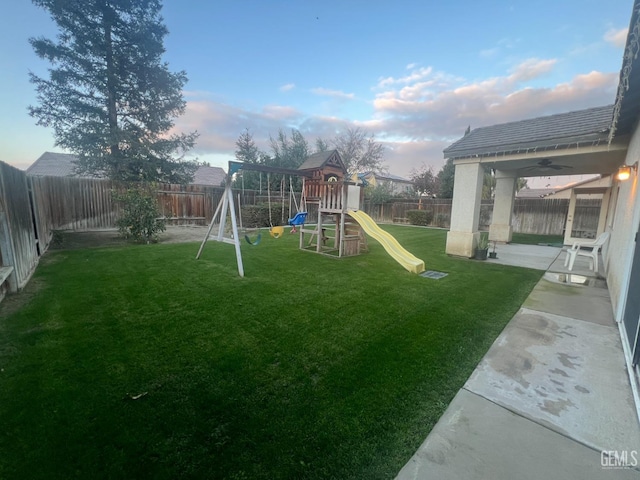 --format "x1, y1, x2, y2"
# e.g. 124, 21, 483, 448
489, 170, 516, 242
446, 162, 484, 257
